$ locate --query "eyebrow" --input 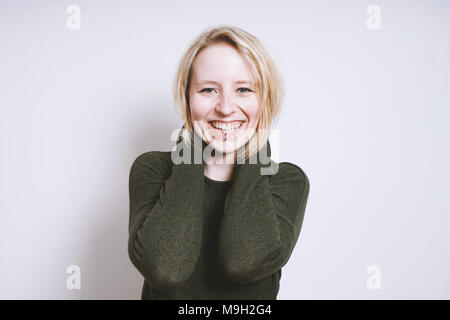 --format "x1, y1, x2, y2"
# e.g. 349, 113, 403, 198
195, 79, 255, 86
